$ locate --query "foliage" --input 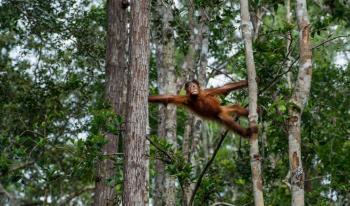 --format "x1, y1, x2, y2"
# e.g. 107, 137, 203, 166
0, 0, 349, 205
0, 0, 107, 205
